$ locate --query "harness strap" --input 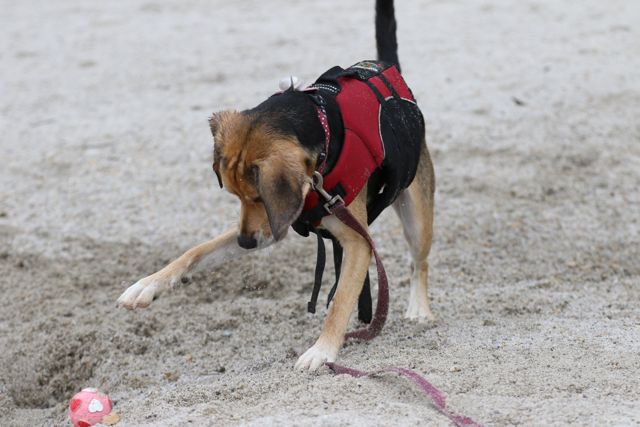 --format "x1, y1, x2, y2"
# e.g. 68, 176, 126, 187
313, 97, 331, 174
357, 272, 373, 324
308, 231, 374, 324
306, 229, 326, 314
363, 80, 387, 104
327, 238, 342, 308
305, 97, 332, 315
377, 72, 401, 99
